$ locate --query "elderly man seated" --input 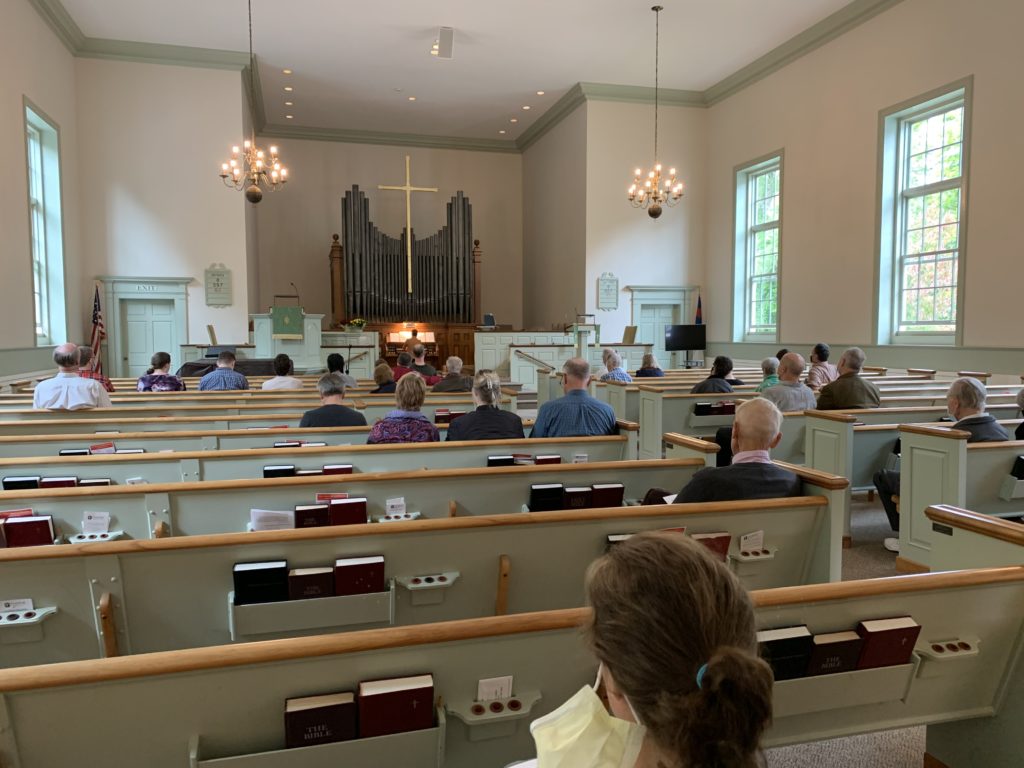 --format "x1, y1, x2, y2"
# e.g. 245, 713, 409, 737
599, 350, 633, 383
815, 347, 881, 409
299, 373, 368, 428
532, 357, 616, 438
675, 398, 801, 503
755, 357, 780, 392
33, 343, 112, 410
874, 377, 1009, 553
432, 356, 473, 393
761, 353, 817, 412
